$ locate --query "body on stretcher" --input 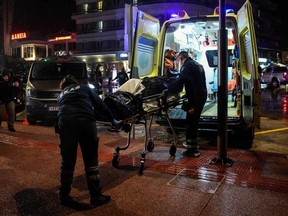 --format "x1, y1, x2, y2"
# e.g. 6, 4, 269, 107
108, 92, 184, 175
